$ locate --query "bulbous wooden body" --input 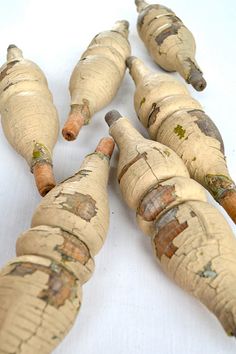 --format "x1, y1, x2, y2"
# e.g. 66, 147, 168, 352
69, 20, 131, 119
135, 0, 206, 91
0, 140, 113, 354
127, 57, 236, 222
107, 112, 236, 336
0, 46, 59, 170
